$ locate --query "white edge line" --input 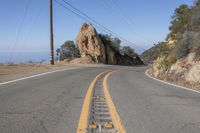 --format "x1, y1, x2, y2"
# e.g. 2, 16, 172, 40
0, 67, 82, 86
145, 69, 200, 94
